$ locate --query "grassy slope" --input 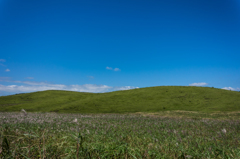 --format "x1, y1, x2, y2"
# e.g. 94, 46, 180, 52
0, 86, 240, 113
